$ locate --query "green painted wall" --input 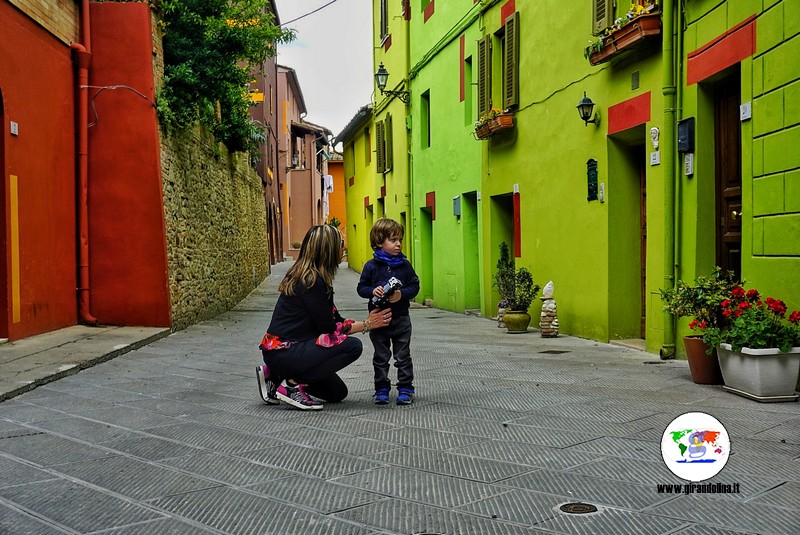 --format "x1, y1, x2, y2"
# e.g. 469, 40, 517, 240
345, 0, 800, 358
407, 1, 485, 311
